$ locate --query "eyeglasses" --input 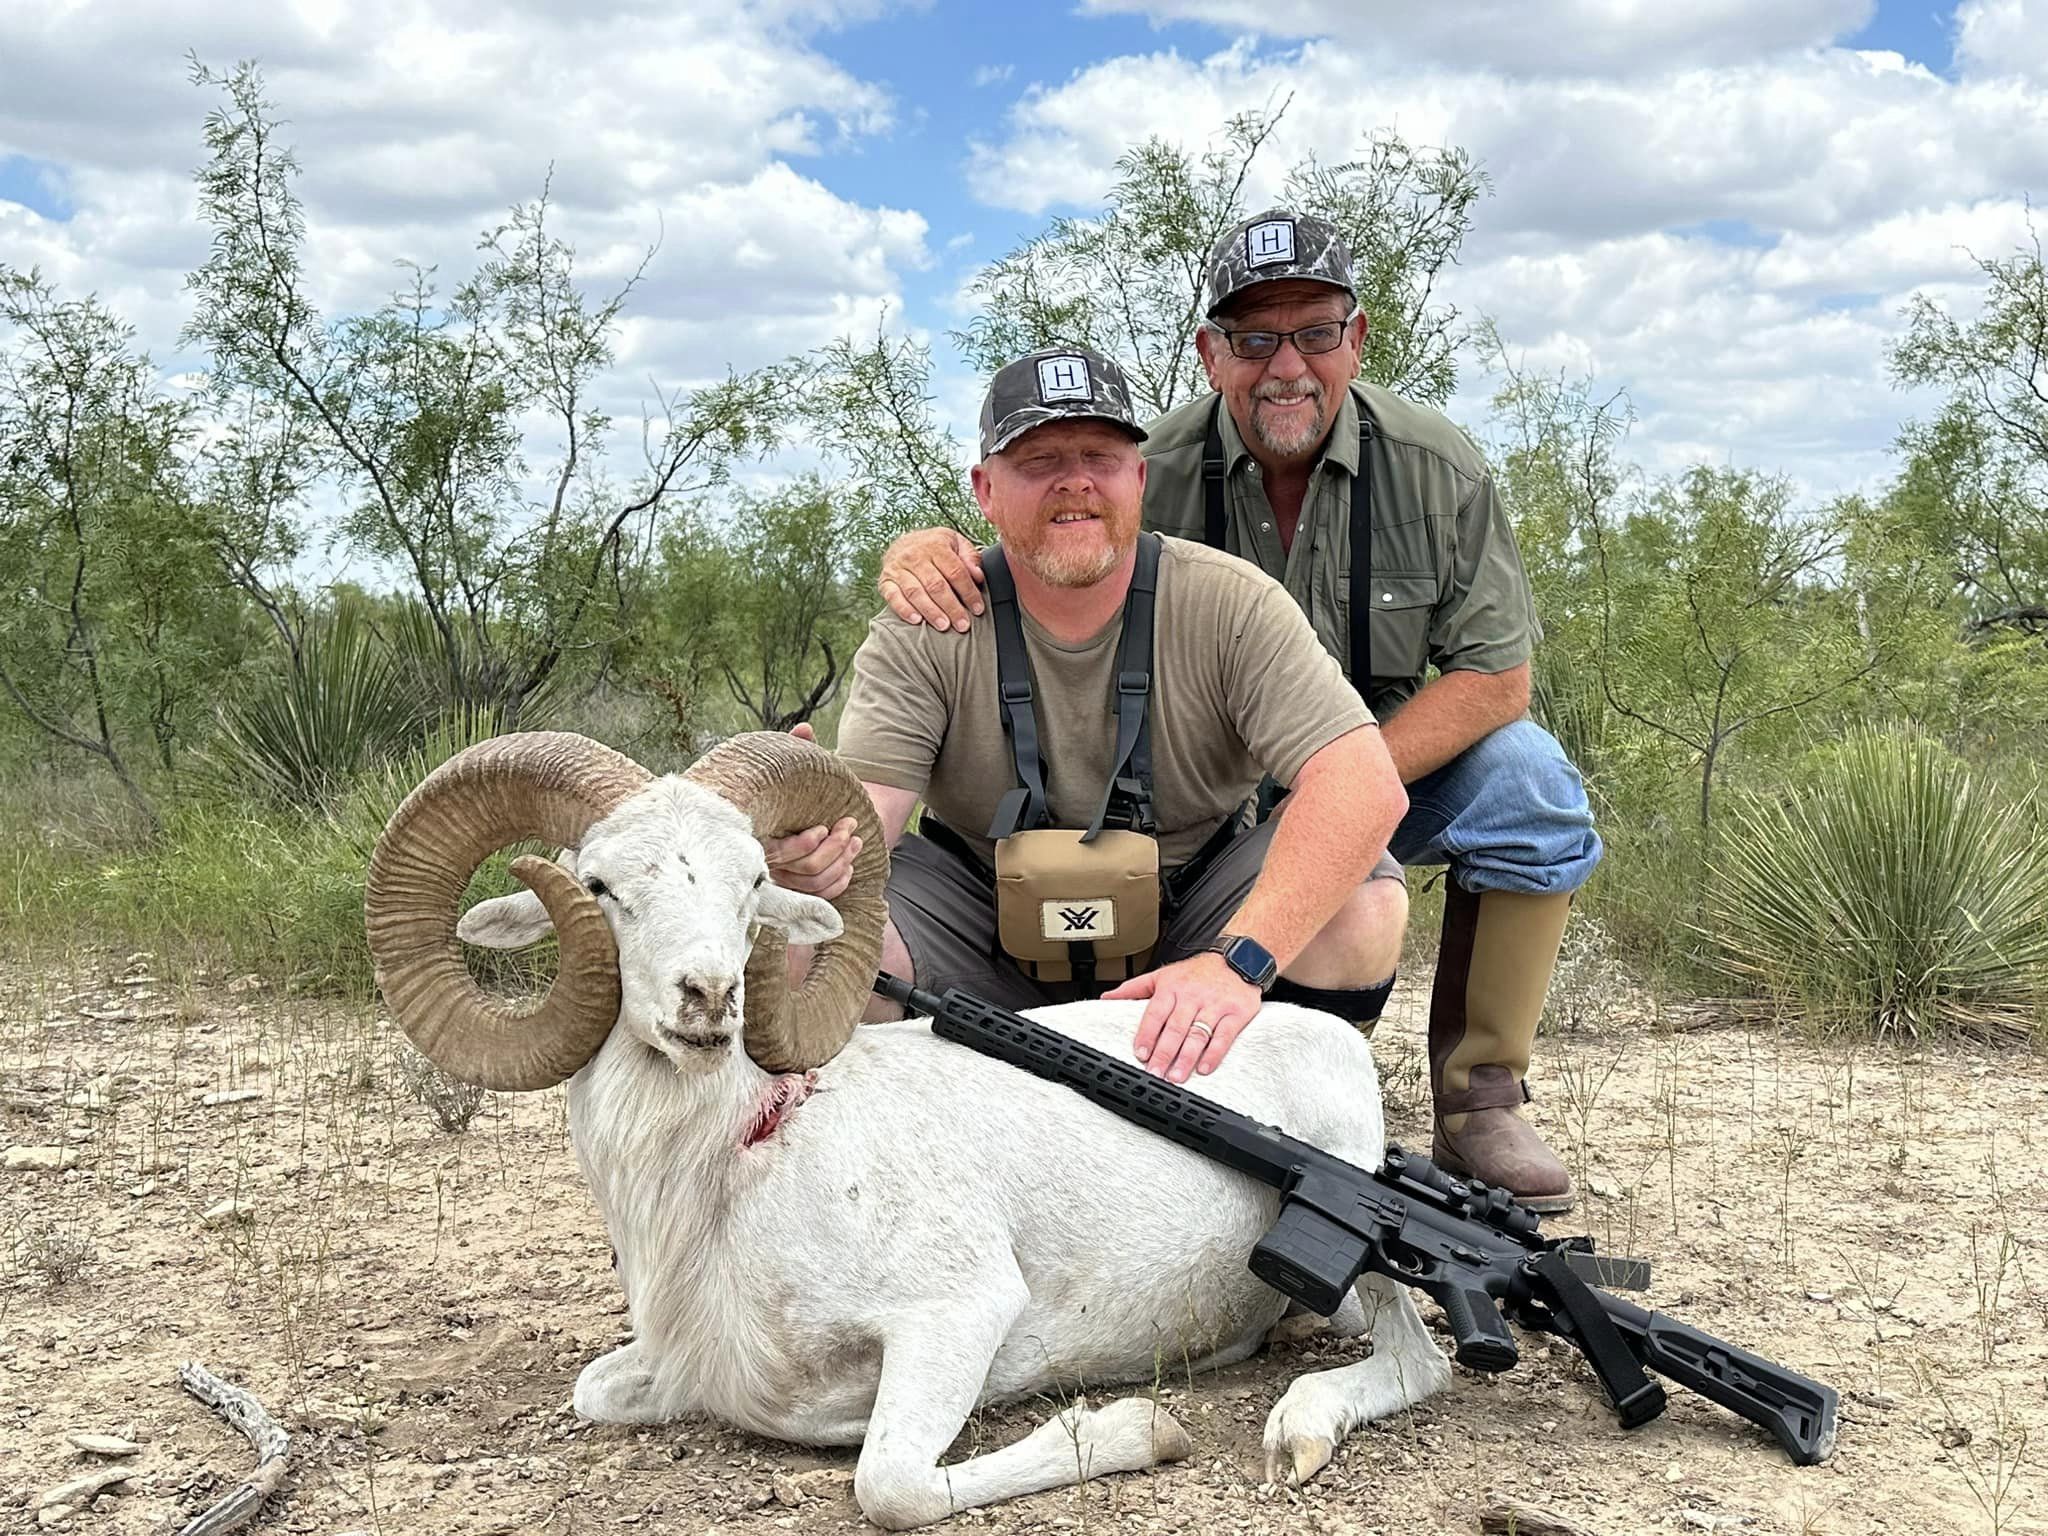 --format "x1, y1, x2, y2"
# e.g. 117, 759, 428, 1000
1209, 311, 1359, 361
